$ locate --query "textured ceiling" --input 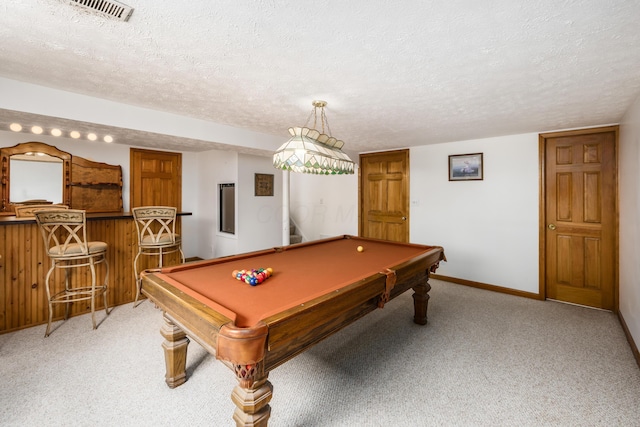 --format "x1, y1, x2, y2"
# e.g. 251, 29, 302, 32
1, 0, 639, 154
